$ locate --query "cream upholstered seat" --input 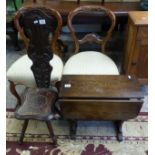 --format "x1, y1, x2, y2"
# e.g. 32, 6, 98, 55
7, 54, 63, 88
63, 6, 119, 75
63, 51, 119, 75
